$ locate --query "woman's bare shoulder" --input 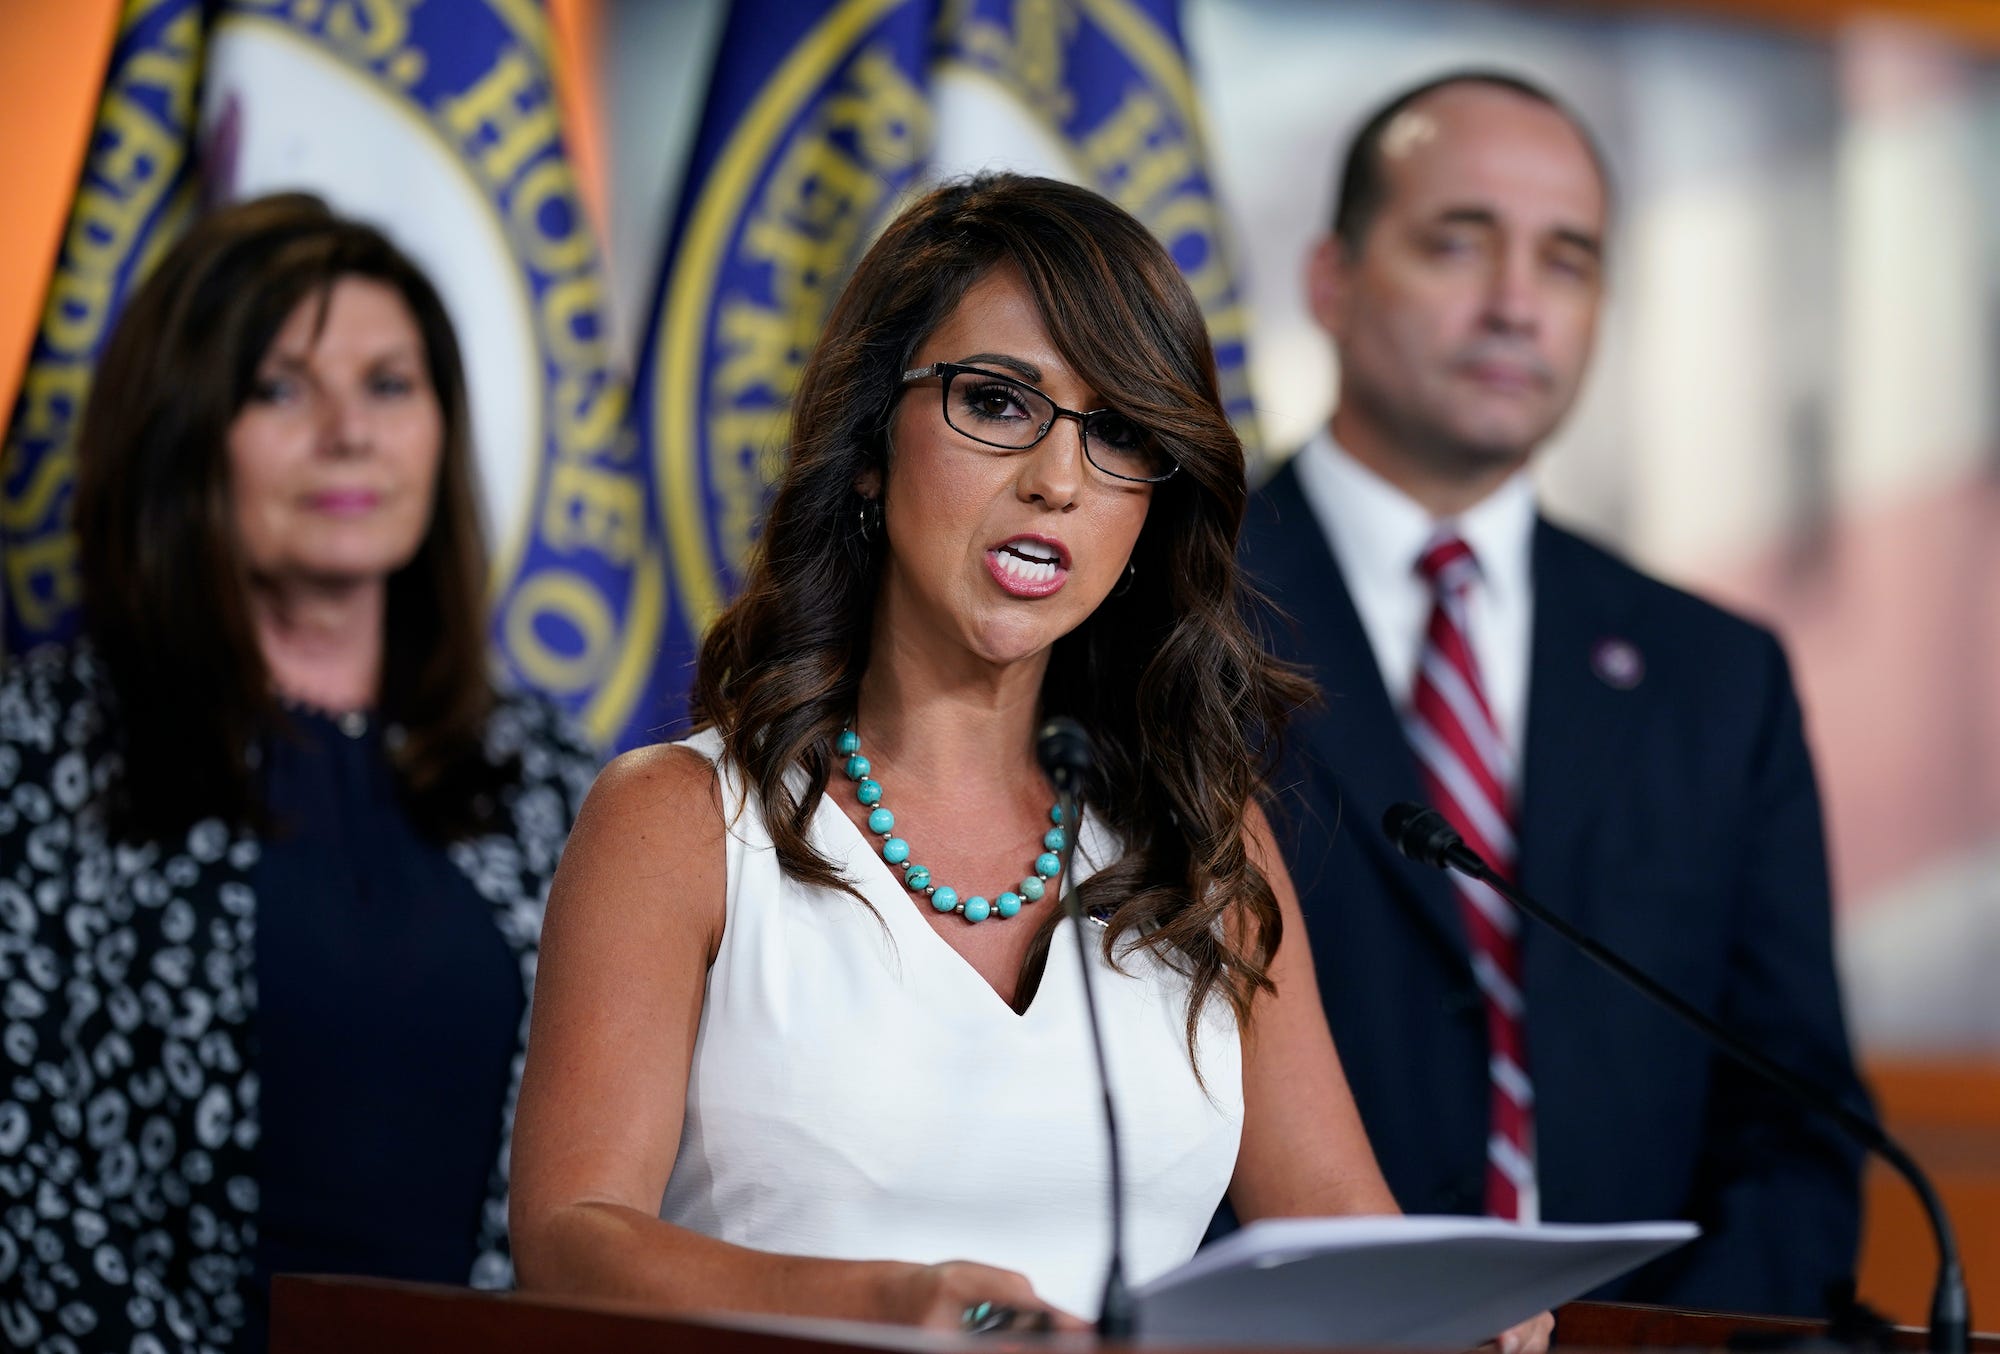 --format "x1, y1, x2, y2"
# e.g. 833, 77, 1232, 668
586, 742, 722, 821
556, 742, 728, 919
